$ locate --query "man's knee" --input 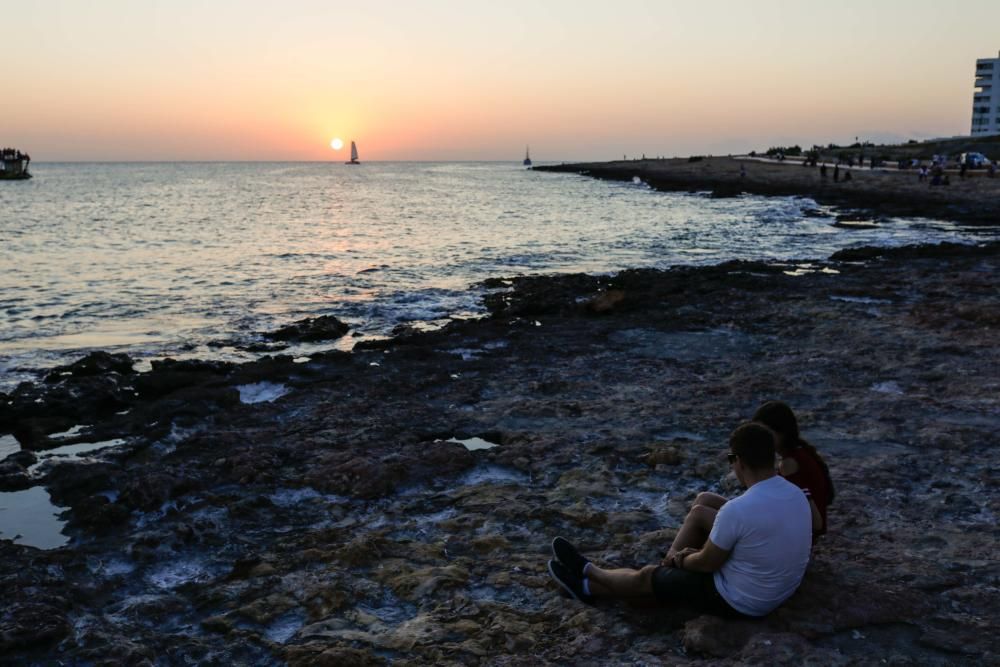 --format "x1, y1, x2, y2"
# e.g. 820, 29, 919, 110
686, 504, 715, 528
694, 492, 716, 507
